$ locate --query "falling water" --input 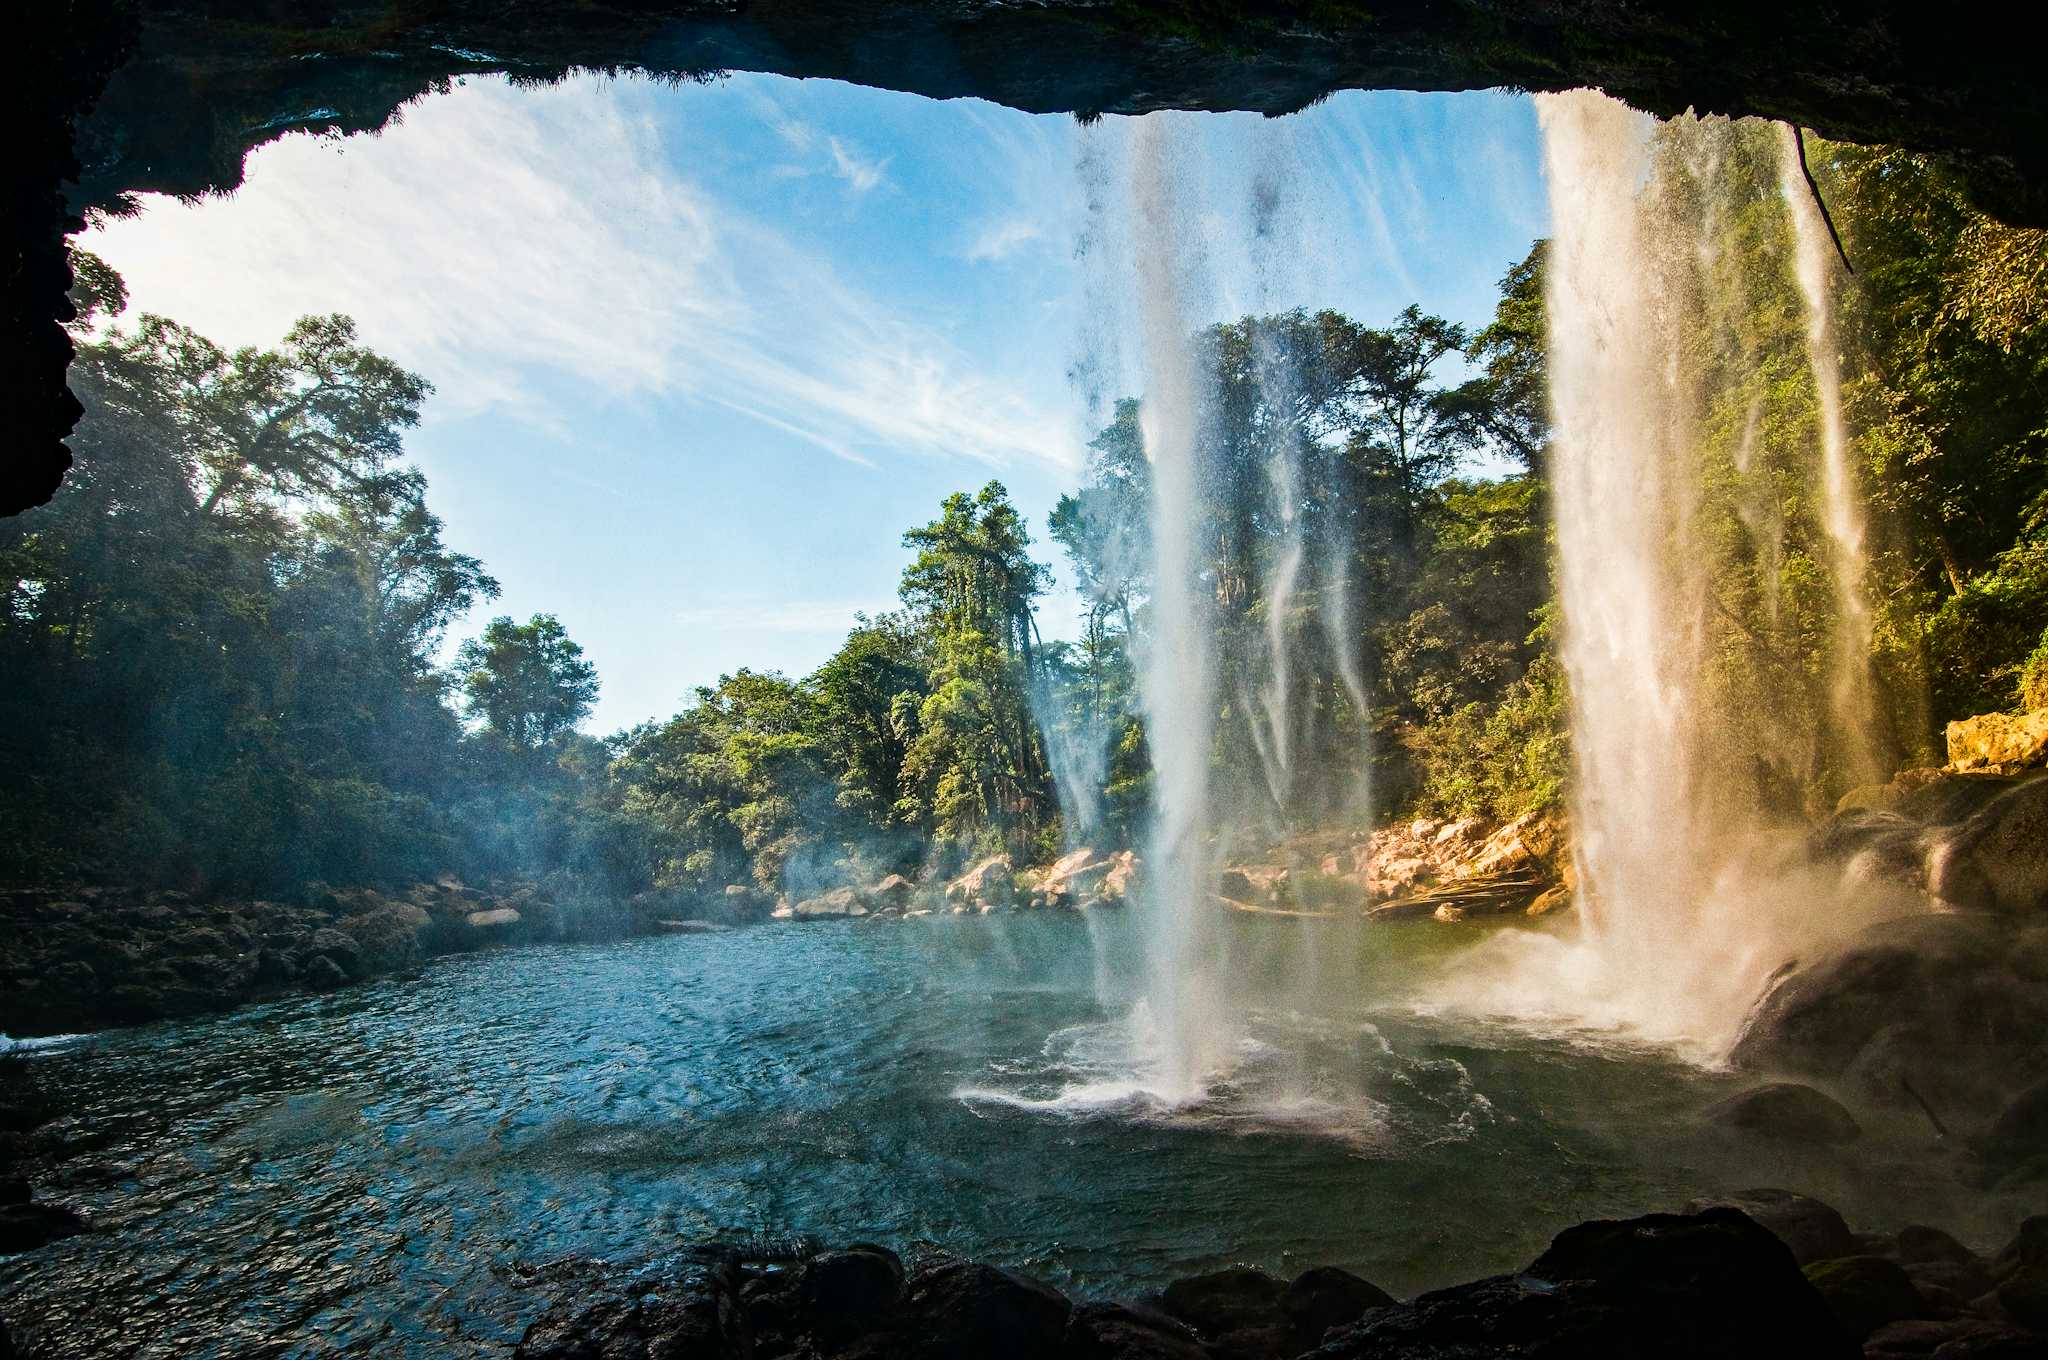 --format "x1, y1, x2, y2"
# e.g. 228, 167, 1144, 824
1781, 125, 1886, 787
1127, 114, 1231, 1103
1537, 91, 1722, 1027
1427, 91, 1909, 1053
